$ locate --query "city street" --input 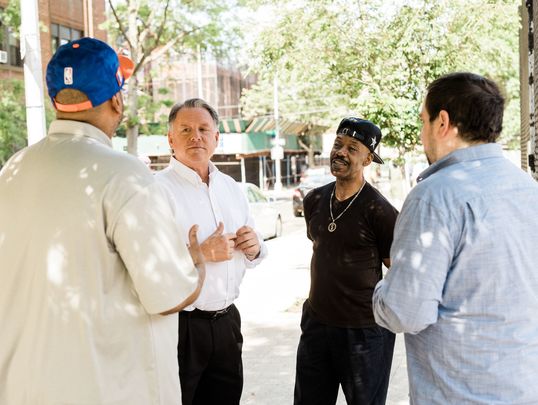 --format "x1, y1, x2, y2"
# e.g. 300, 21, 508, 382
236, 197, 409, 405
